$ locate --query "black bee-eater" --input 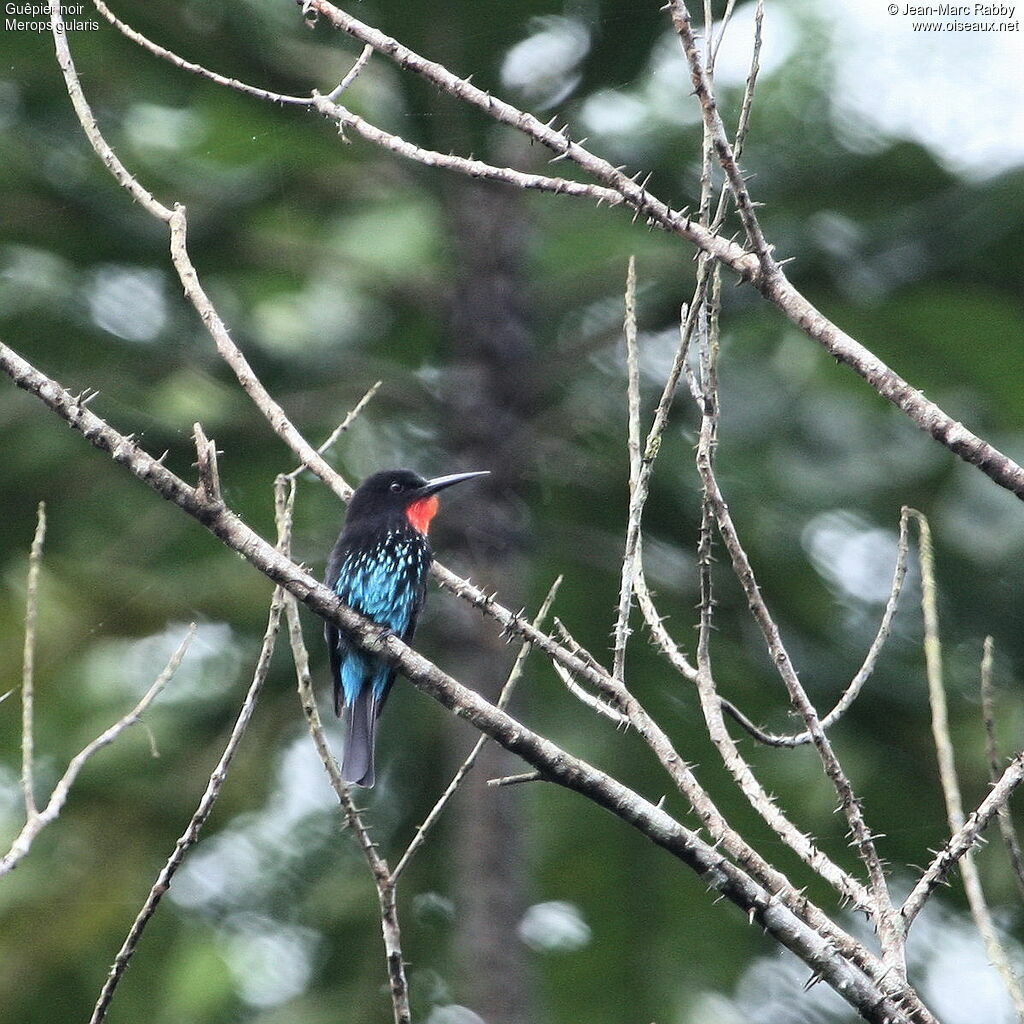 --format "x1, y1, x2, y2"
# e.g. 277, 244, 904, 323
325, 468, 489, 787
